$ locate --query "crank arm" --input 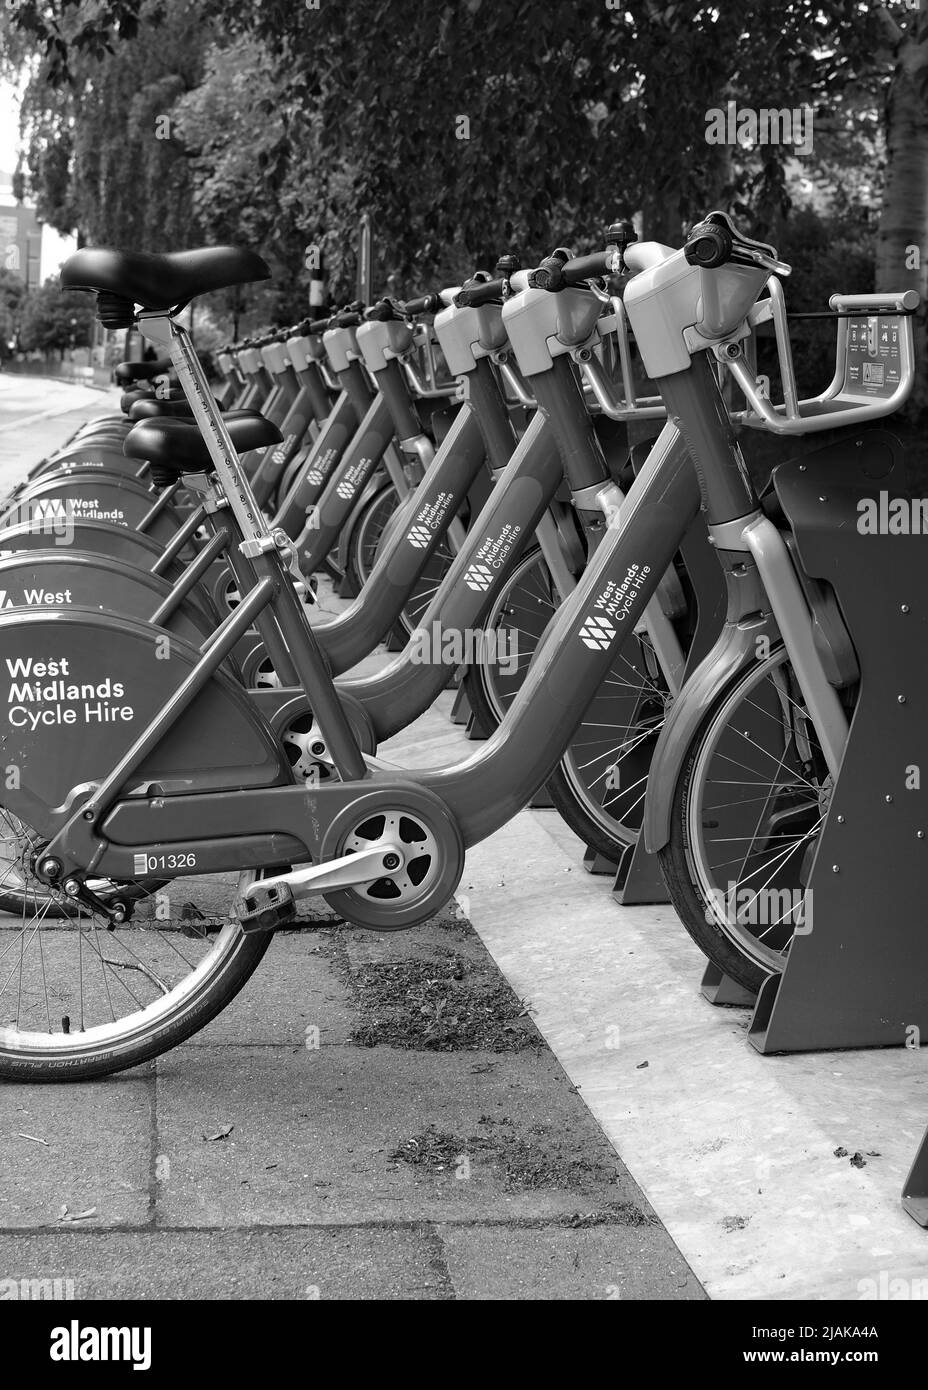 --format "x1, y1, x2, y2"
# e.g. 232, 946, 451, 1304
237, 843, 403, 934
